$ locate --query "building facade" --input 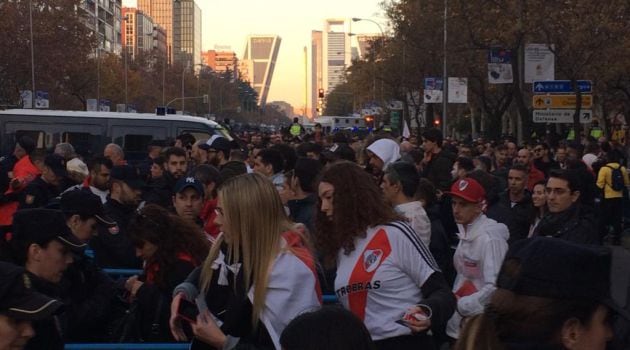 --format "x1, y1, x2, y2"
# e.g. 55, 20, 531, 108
121, 8, 156, 60
202, 49, 239, 80
240, 35, 282, 107
80, 0, 123, 53
137, 0, 201, 67
323, 19, 351, 93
